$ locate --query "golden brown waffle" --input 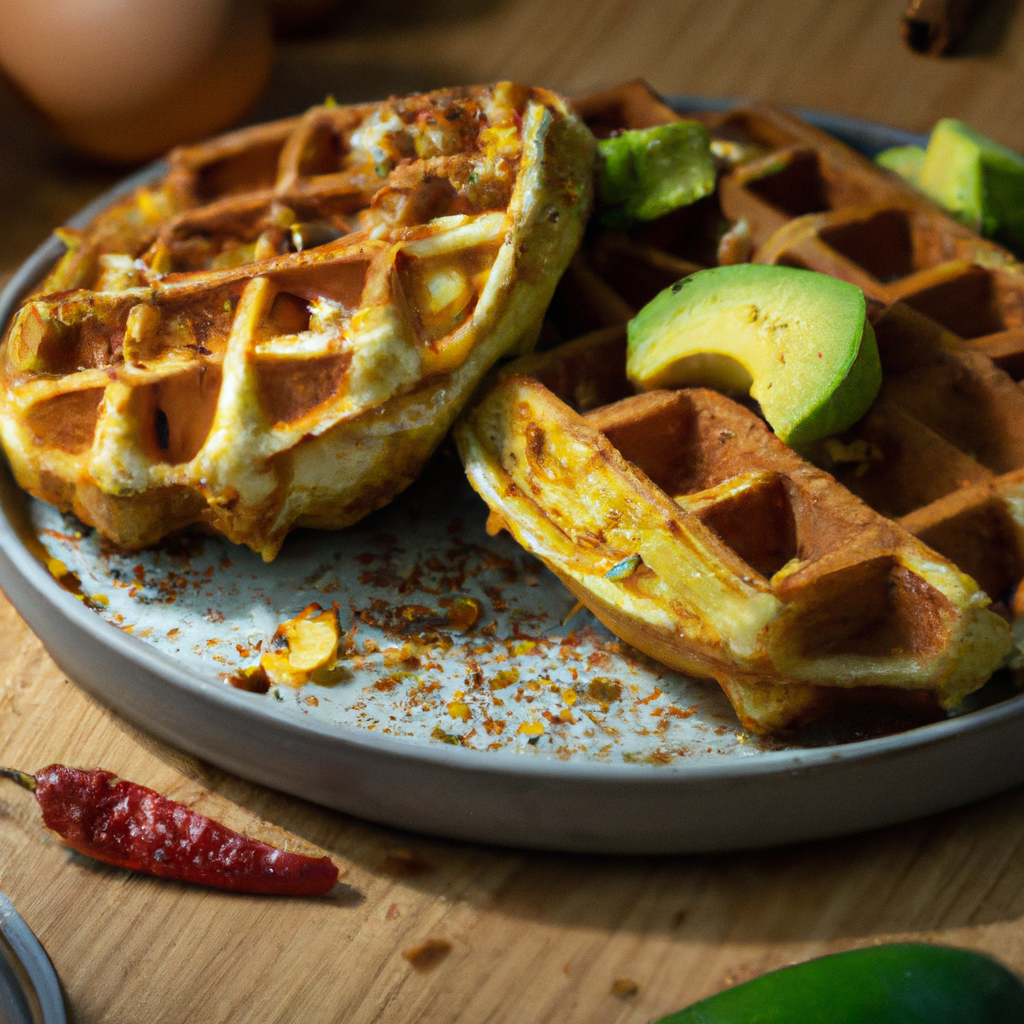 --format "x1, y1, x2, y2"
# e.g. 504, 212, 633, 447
0, 83, 595, 559
564, 83, 1024, 323
812, 301, 1024, 605
448, 82, 1024, 733
455, 376, 1011, 733
556, 83, 1024, 616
